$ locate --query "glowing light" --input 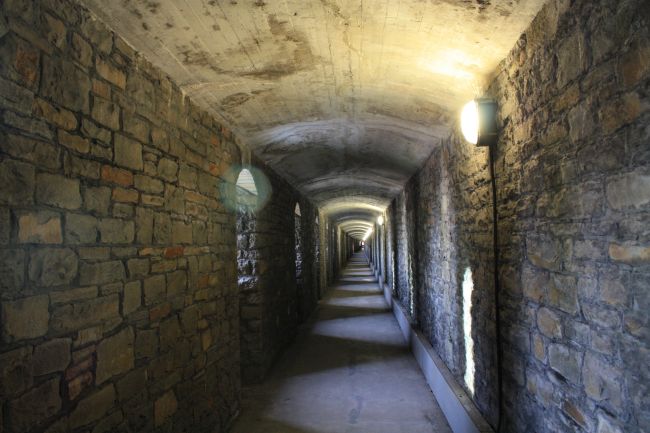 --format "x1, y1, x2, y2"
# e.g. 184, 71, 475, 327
362, 228, 373, 241
462, 267, 475, 396
461, 100, 479, 145
377, 215, 384, 225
